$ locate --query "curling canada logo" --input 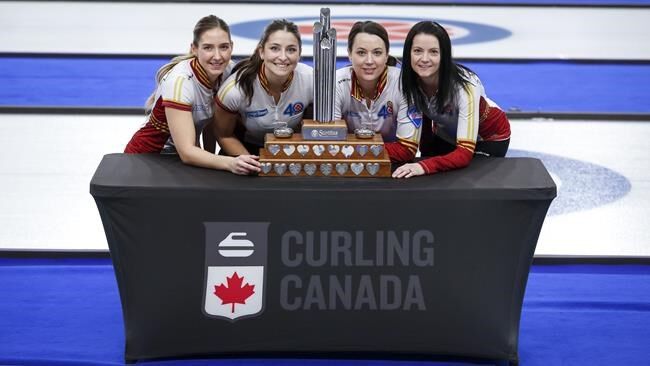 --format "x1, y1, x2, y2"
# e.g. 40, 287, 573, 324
203, 222, 270, 321
230, 16, 511, 49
